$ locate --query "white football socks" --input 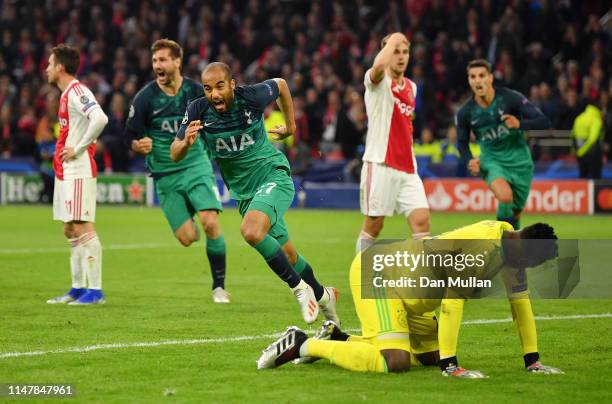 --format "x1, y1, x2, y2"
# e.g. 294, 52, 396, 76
355, 230, 376, 254
79, 231, 102, 290
412, 231, 430, 240
68, 237, 86, 289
